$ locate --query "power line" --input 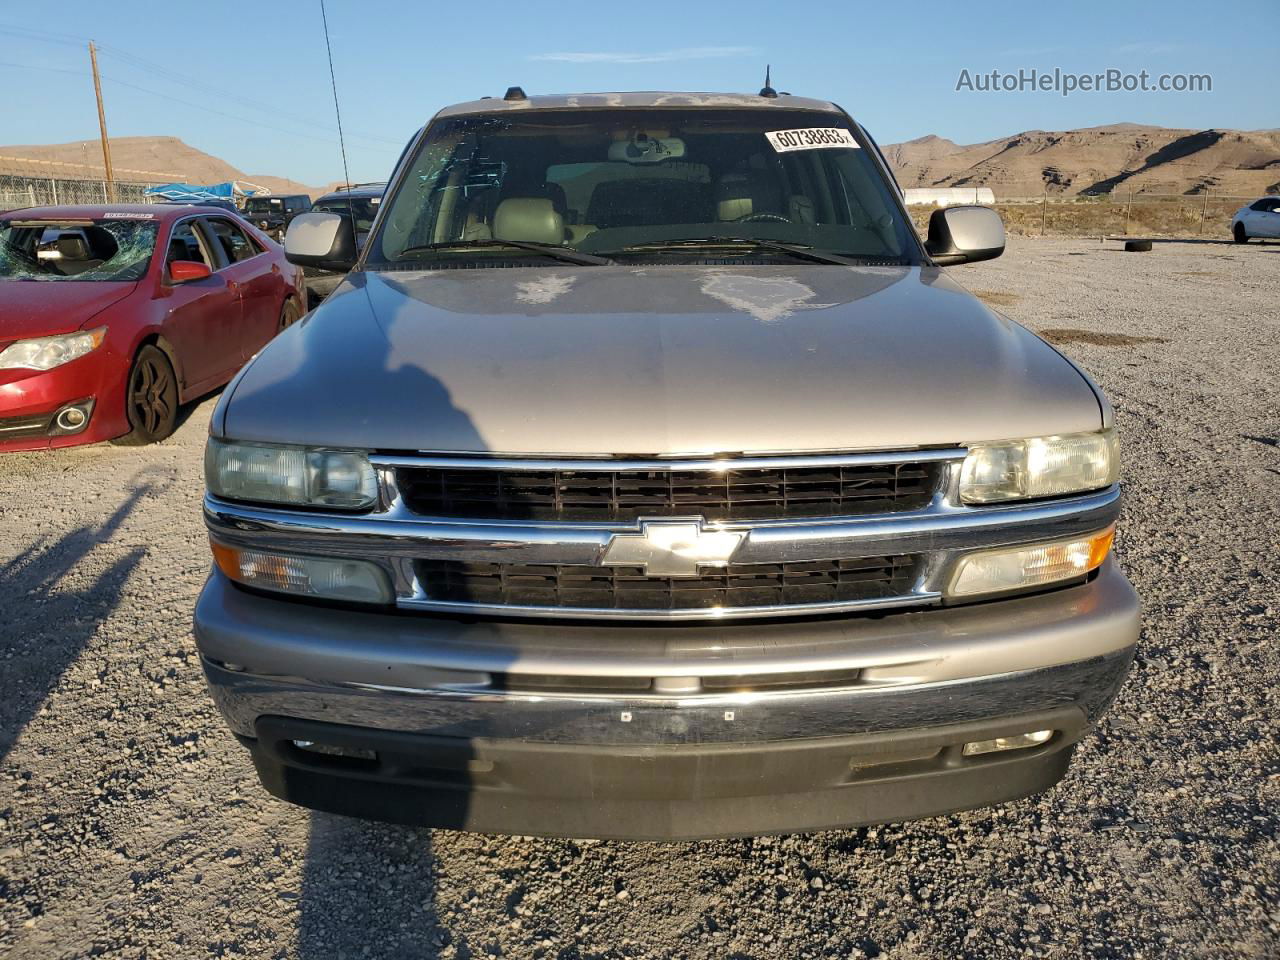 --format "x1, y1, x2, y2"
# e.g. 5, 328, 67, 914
0, 23, 84, 48
95, 43, 403, 145
104, 74, 350, 148
0, 60, 381, 154
0, 22, 402, 148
